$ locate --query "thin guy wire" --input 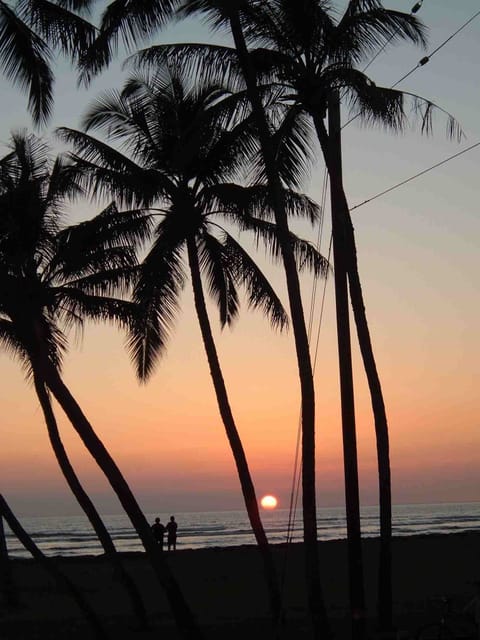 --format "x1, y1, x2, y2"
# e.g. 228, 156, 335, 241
284, 167, 328, 544
279, 167, 329, 610
362, 1, 425, 75
342, 7, 480, 130
286, 168, 329, 543
392, 9, 480, 88
350, 141, 480, 211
